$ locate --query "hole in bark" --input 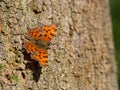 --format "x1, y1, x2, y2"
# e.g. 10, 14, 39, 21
33, 9, 41, 14
28, 87, 32, 90
21, 72, 25, 79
